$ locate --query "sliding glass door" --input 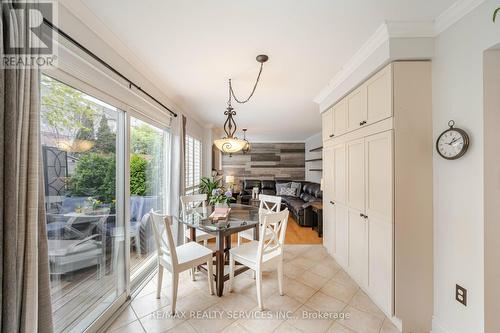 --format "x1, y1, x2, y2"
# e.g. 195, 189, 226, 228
41, 75, 126, 332
129, 117, 169, 283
